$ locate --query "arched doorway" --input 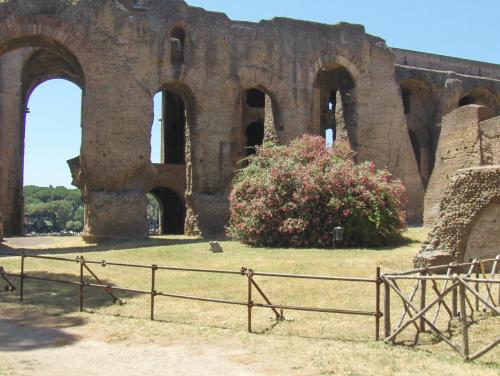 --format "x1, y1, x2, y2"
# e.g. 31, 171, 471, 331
245, 121, 264, 156
149, 187, 185, 235
149, 84, 196, 236
0, 41, 85, 236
